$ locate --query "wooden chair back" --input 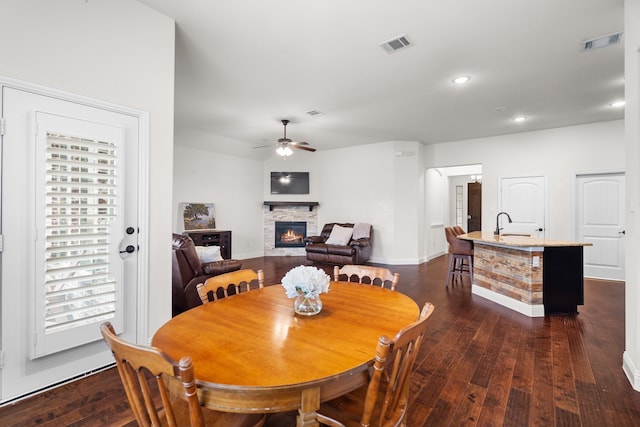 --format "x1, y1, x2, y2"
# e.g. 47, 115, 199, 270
374, 302, 434, 424
317, 302, 435, 427
333, 265, 399, 291
197, 269, 264, 304
99, 321, 205, 427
